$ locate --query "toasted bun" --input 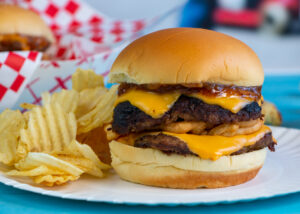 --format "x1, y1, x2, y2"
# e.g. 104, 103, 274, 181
109, 28, 263, 86
0, 4, 55, 43
110, 140, 266, 189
